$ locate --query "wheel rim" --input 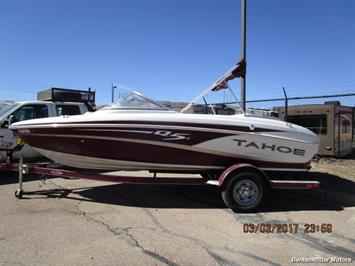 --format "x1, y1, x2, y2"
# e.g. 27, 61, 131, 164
232, 180, 259, 207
